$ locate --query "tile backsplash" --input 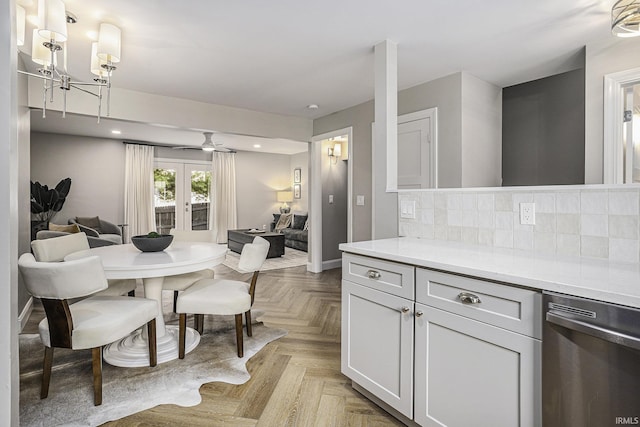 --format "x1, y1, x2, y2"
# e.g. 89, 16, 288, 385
398, 185, 640, 264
